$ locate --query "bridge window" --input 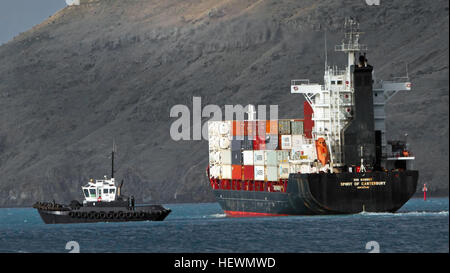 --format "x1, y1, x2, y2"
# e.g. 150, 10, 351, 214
89, 189, 96, 197
83, 189, 89, 198
110, 189, 115, 194
331, 80, 336, 85
337, 80, 343, 85
103, 189, 109, 194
